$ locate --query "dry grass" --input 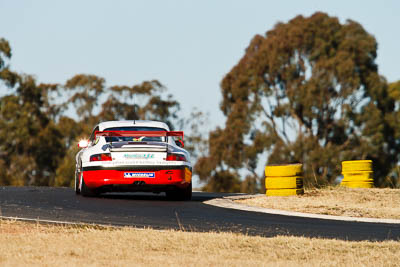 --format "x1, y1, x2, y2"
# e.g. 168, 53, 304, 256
0, 220, 400, 266
237, 187, 400, 219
